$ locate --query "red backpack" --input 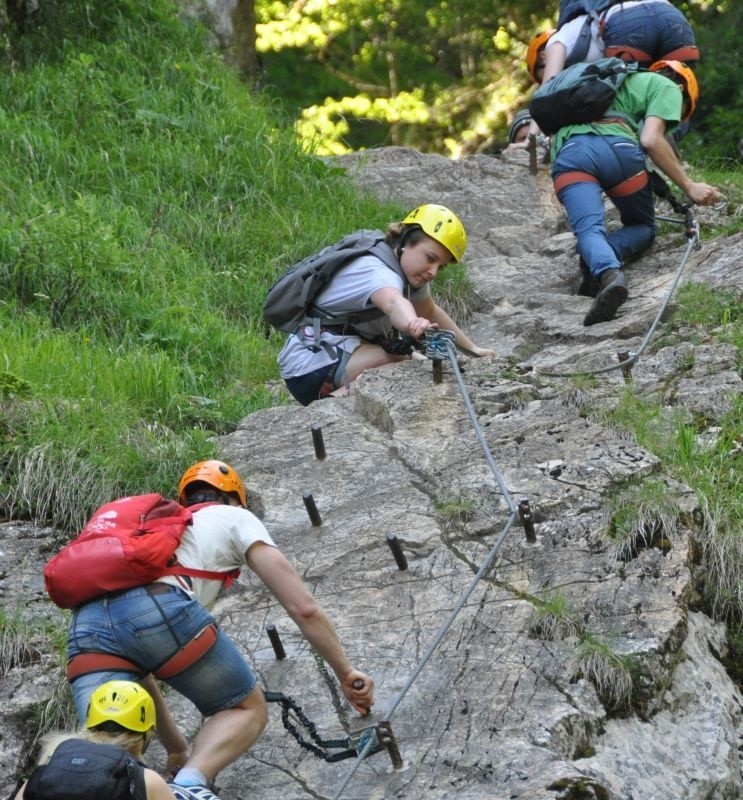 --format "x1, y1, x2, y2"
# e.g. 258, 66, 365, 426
43, 493, 240, 609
